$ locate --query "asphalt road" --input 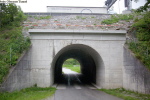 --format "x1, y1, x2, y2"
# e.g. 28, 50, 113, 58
54, 88, 123, 100
52, 74, 123, 100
